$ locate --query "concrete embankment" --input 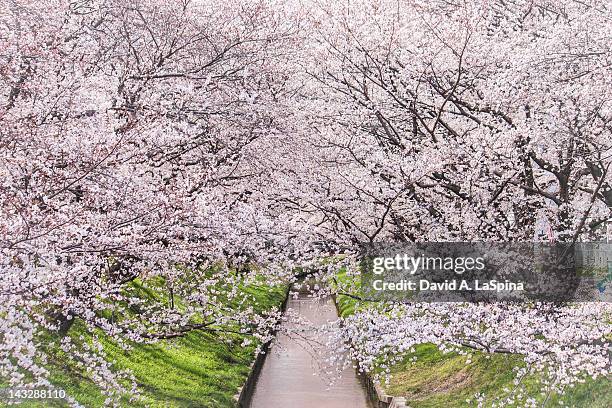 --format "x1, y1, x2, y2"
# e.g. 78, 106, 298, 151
247, 293, 372, 407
